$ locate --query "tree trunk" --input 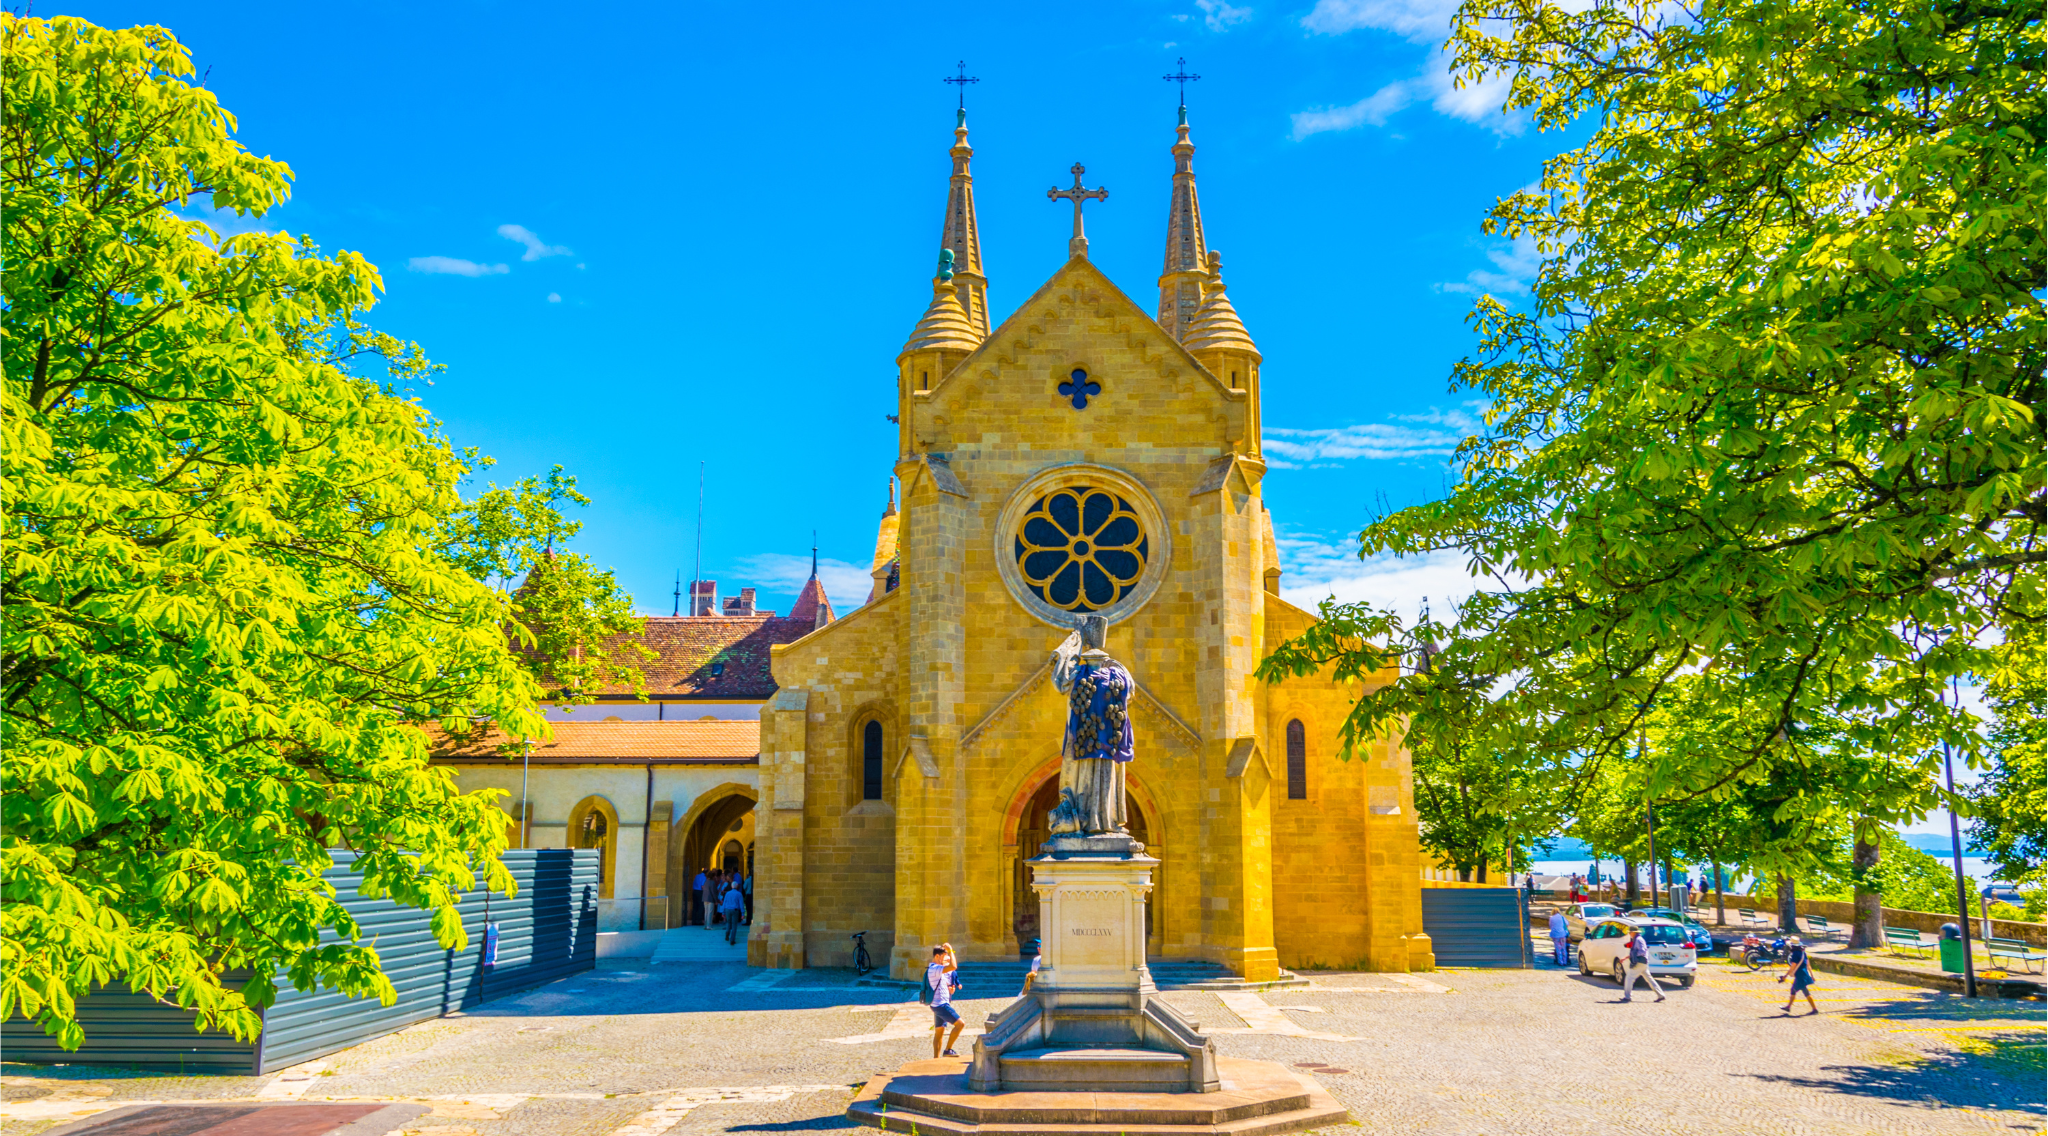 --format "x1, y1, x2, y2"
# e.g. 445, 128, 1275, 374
1624, 859, 1640, 905
1711, 857, 1727, 926
1477, 855, 1489, 883
1458, 865, 1473, 882
1776, 873, 1799, 933
1849, 833, 1882, 949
